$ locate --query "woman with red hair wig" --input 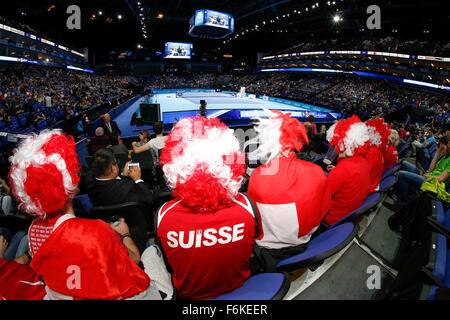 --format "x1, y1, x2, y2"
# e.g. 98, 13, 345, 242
156, 116, 258, 299
247, 110, 331, 267
324, 115, 372, 226
2, 129, 161, 300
